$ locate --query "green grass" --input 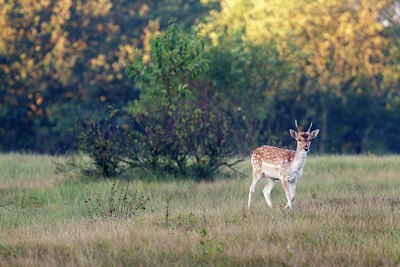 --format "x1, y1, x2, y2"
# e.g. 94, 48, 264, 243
0, 153, 400, 266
